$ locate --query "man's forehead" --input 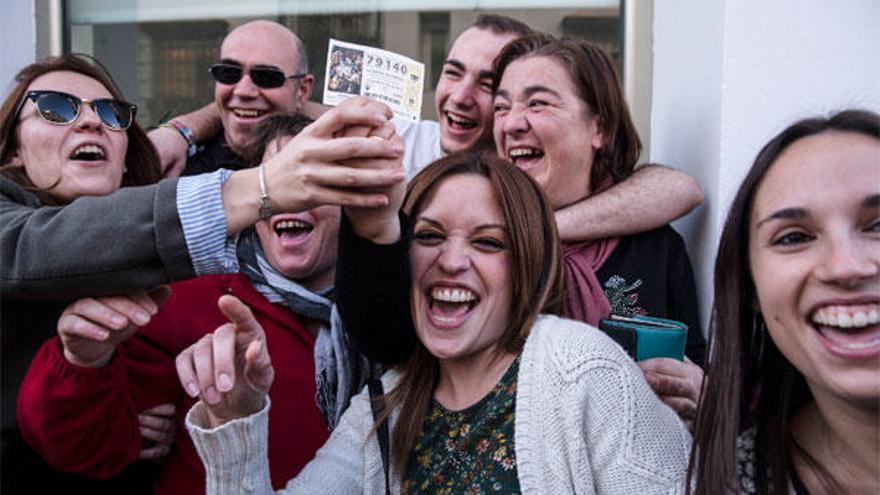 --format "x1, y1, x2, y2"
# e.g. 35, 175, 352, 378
218, 57, 288, 70
220, 26, 301, 68
447, 28, 518, 71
